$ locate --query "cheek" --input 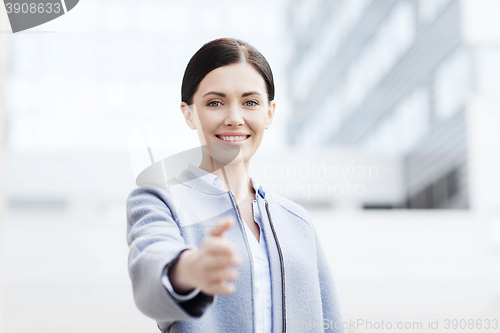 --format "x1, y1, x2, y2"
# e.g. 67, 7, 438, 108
197, 112, 219, 134
250, 118, 267, 136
